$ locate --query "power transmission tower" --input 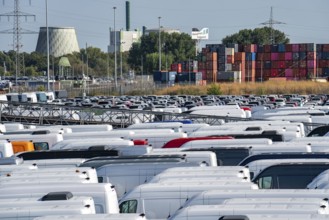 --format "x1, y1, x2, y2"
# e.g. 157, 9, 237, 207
260, 6, 285, 44
0, 0, 36, 88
